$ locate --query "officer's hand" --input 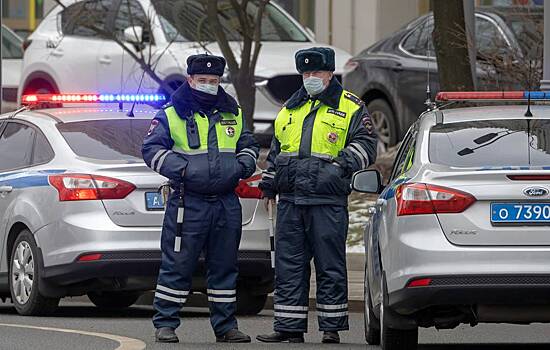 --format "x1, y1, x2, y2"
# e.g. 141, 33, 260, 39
263, 197, 276, 213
